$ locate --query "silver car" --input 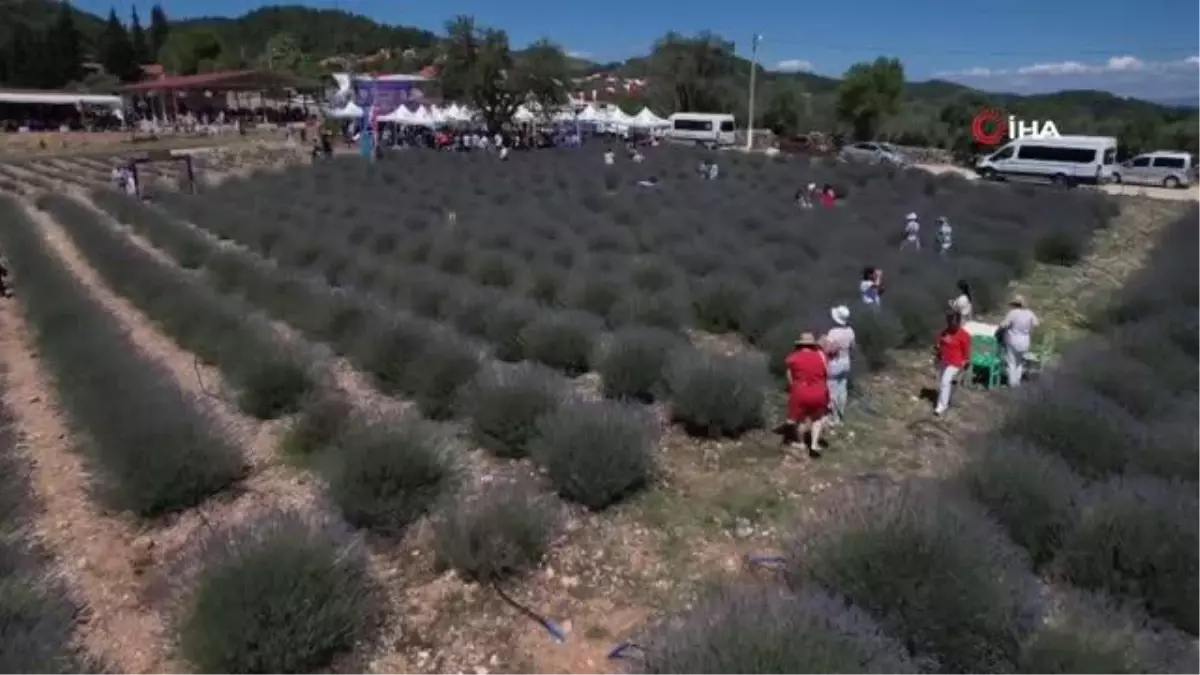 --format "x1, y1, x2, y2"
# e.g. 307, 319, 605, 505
839, 141, 912, 166
1112, 151, 1195, 188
